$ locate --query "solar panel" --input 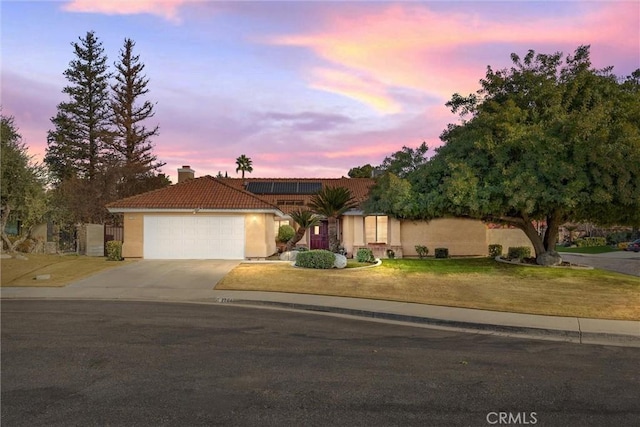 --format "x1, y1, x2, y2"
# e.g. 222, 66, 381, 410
246, 181, 323, 194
